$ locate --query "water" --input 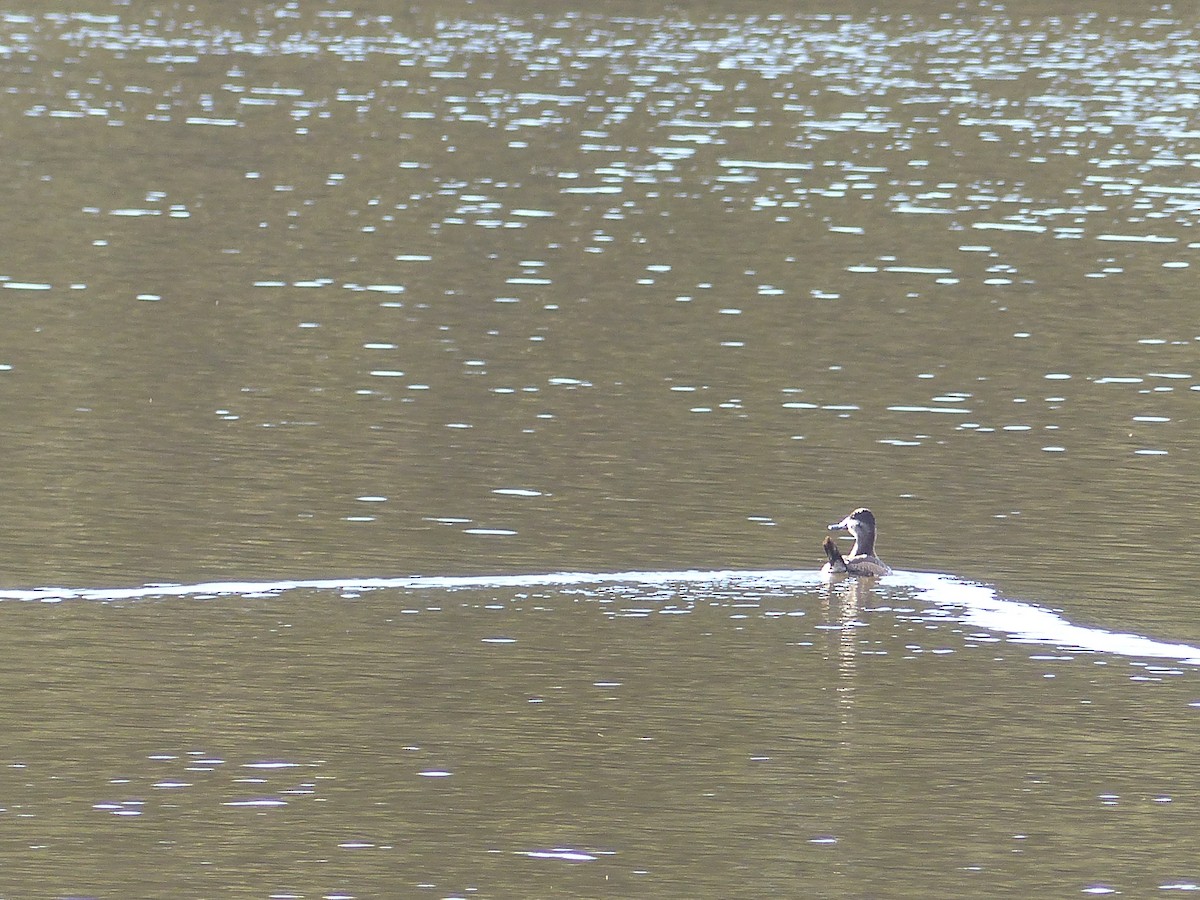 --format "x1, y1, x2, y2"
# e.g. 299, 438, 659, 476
1, 3, 1199, 896
2, 570, 1199, 896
